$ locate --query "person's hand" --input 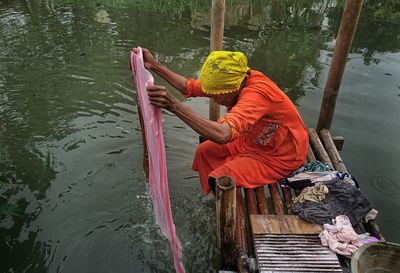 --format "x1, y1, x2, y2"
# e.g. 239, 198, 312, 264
147, 85, 178, 110
132, 48, 159, 70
